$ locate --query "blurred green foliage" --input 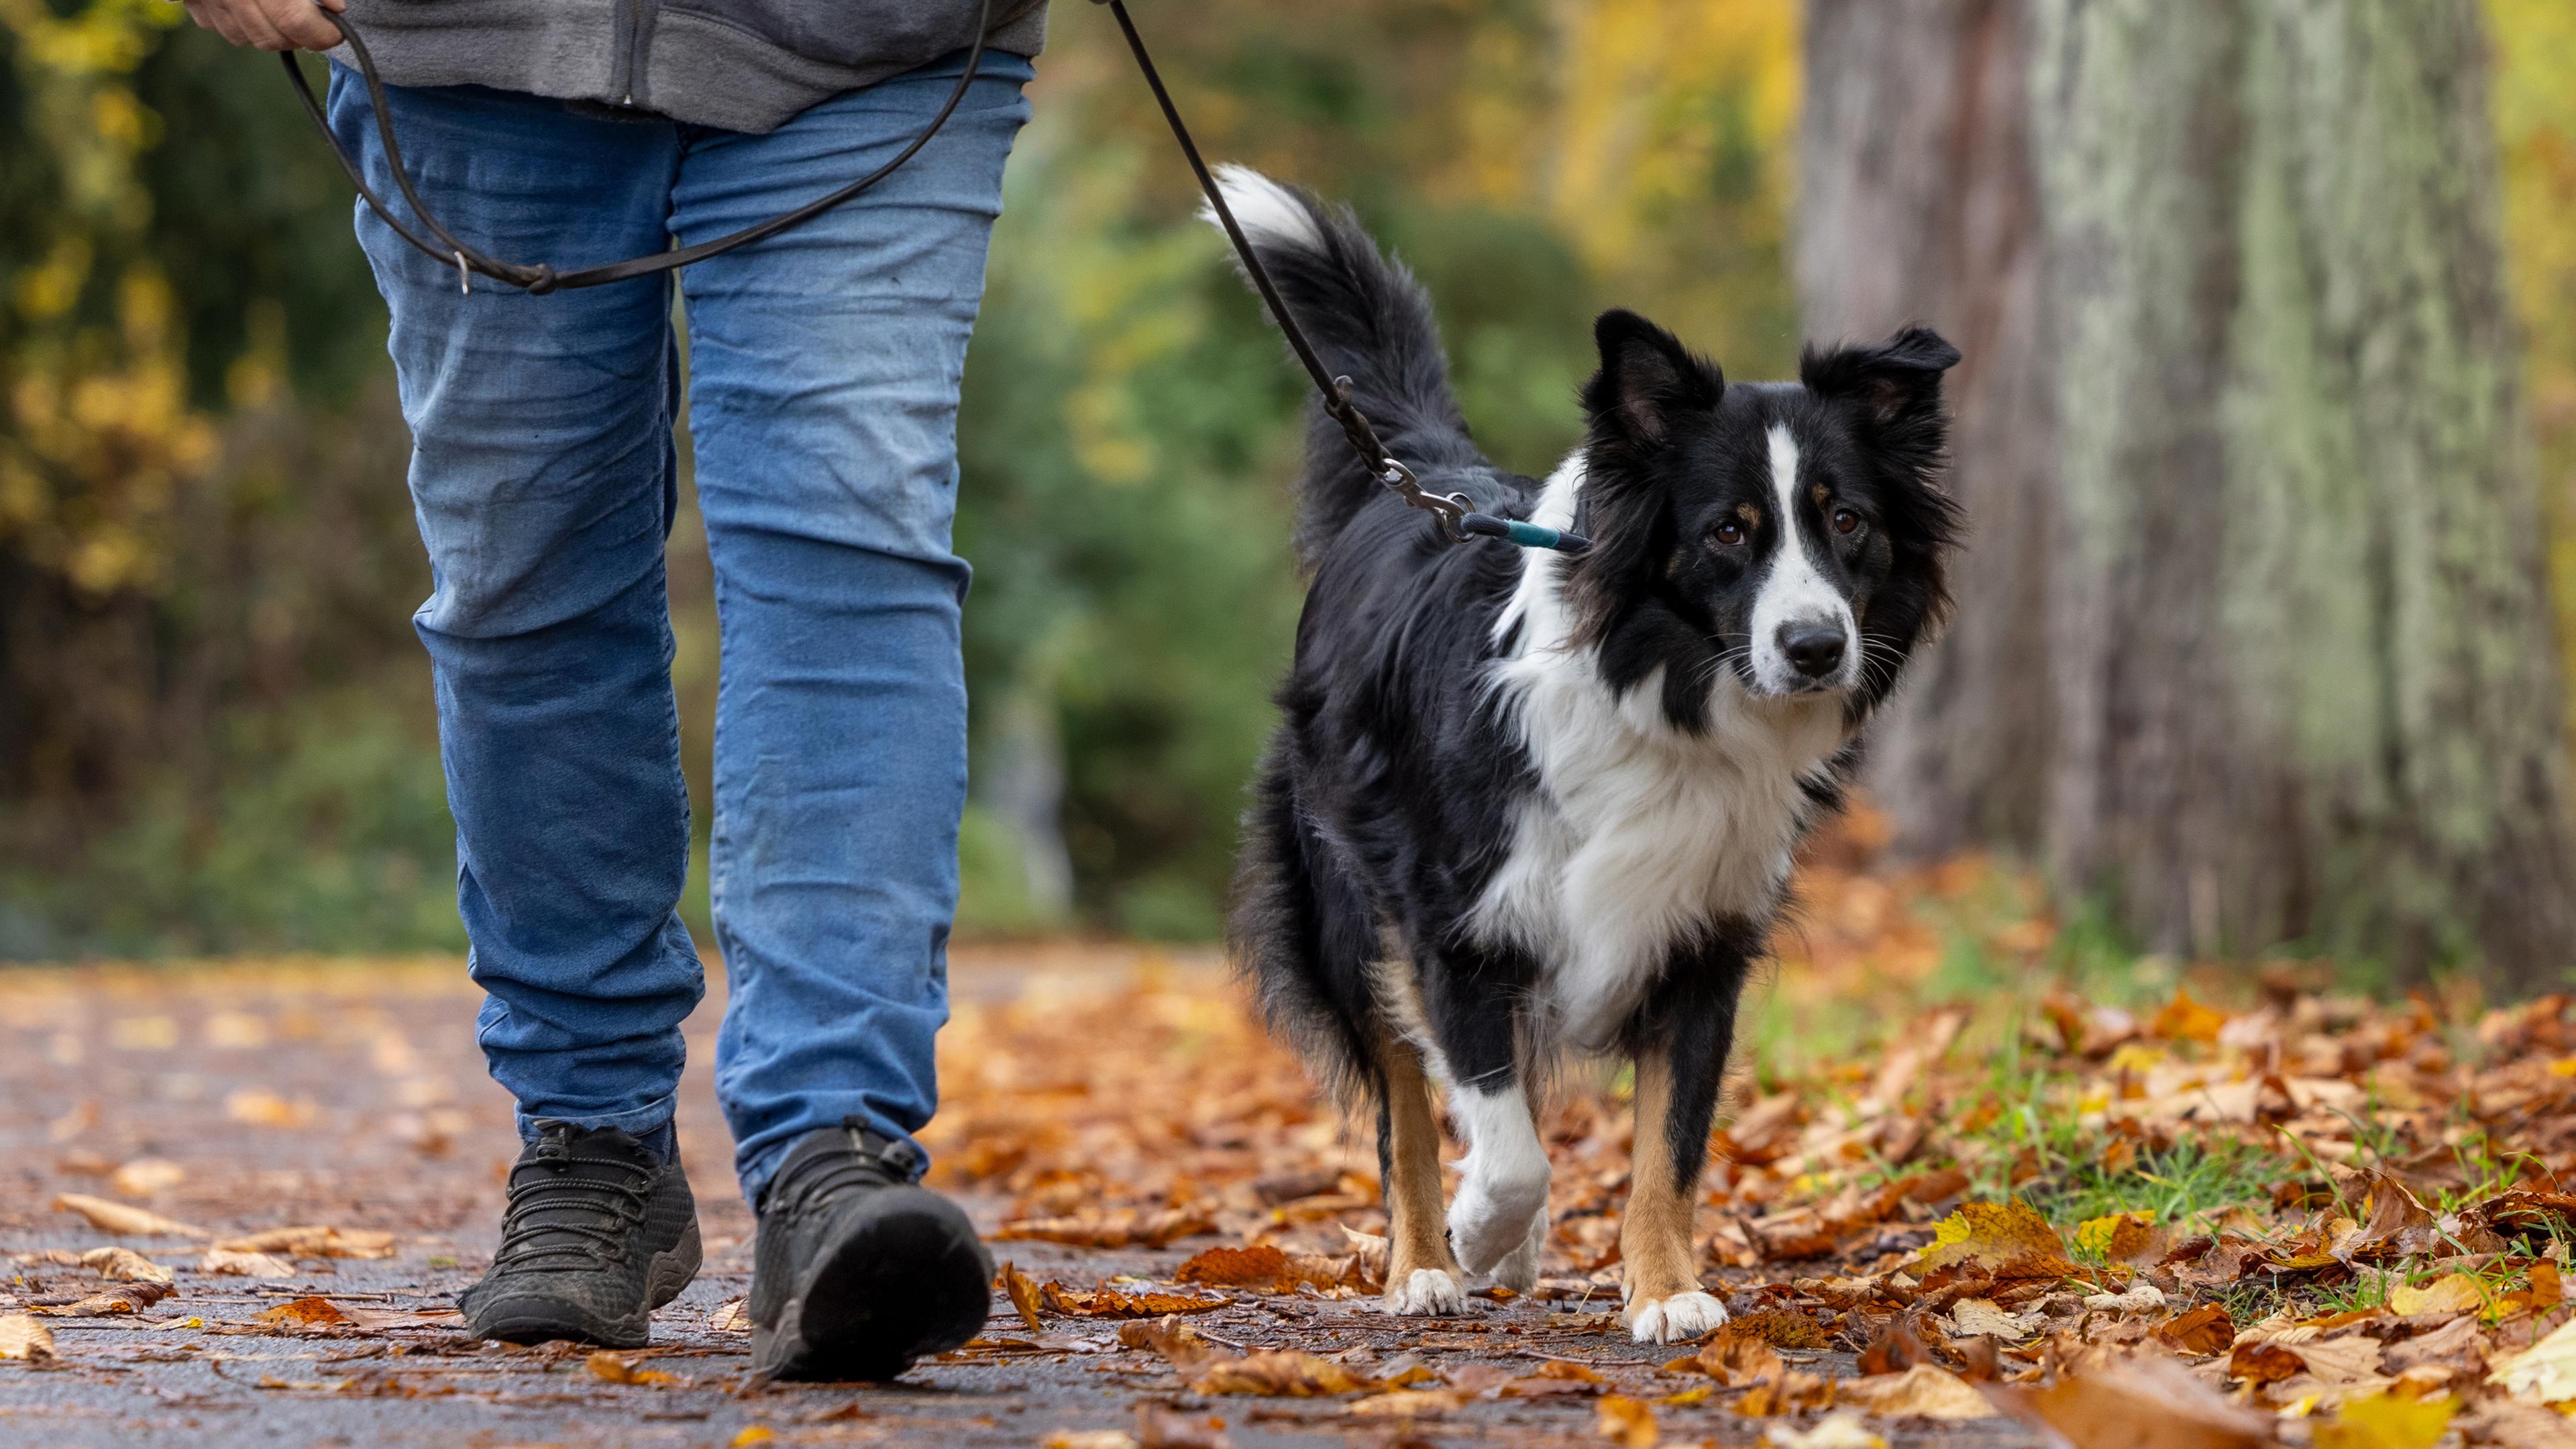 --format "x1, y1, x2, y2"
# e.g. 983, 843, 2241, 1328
8, 1, 2563, 959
